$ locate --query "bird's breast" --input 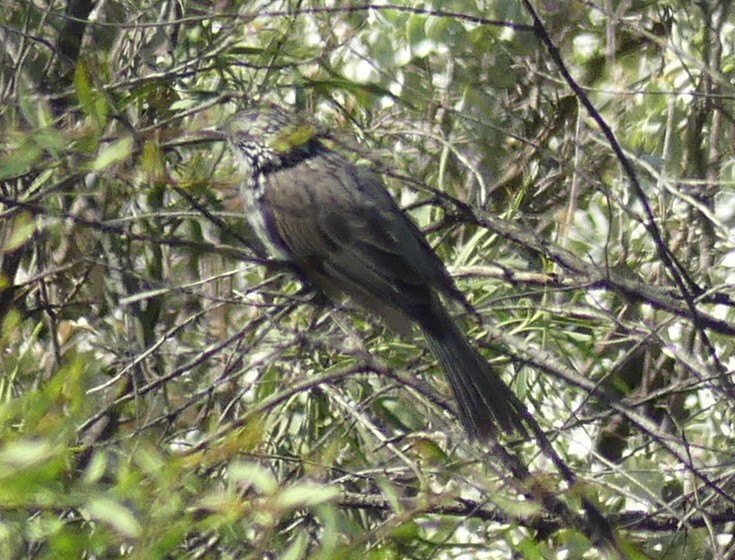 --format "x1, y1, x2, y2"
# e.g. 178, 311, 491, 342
241, 178, 293, 260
